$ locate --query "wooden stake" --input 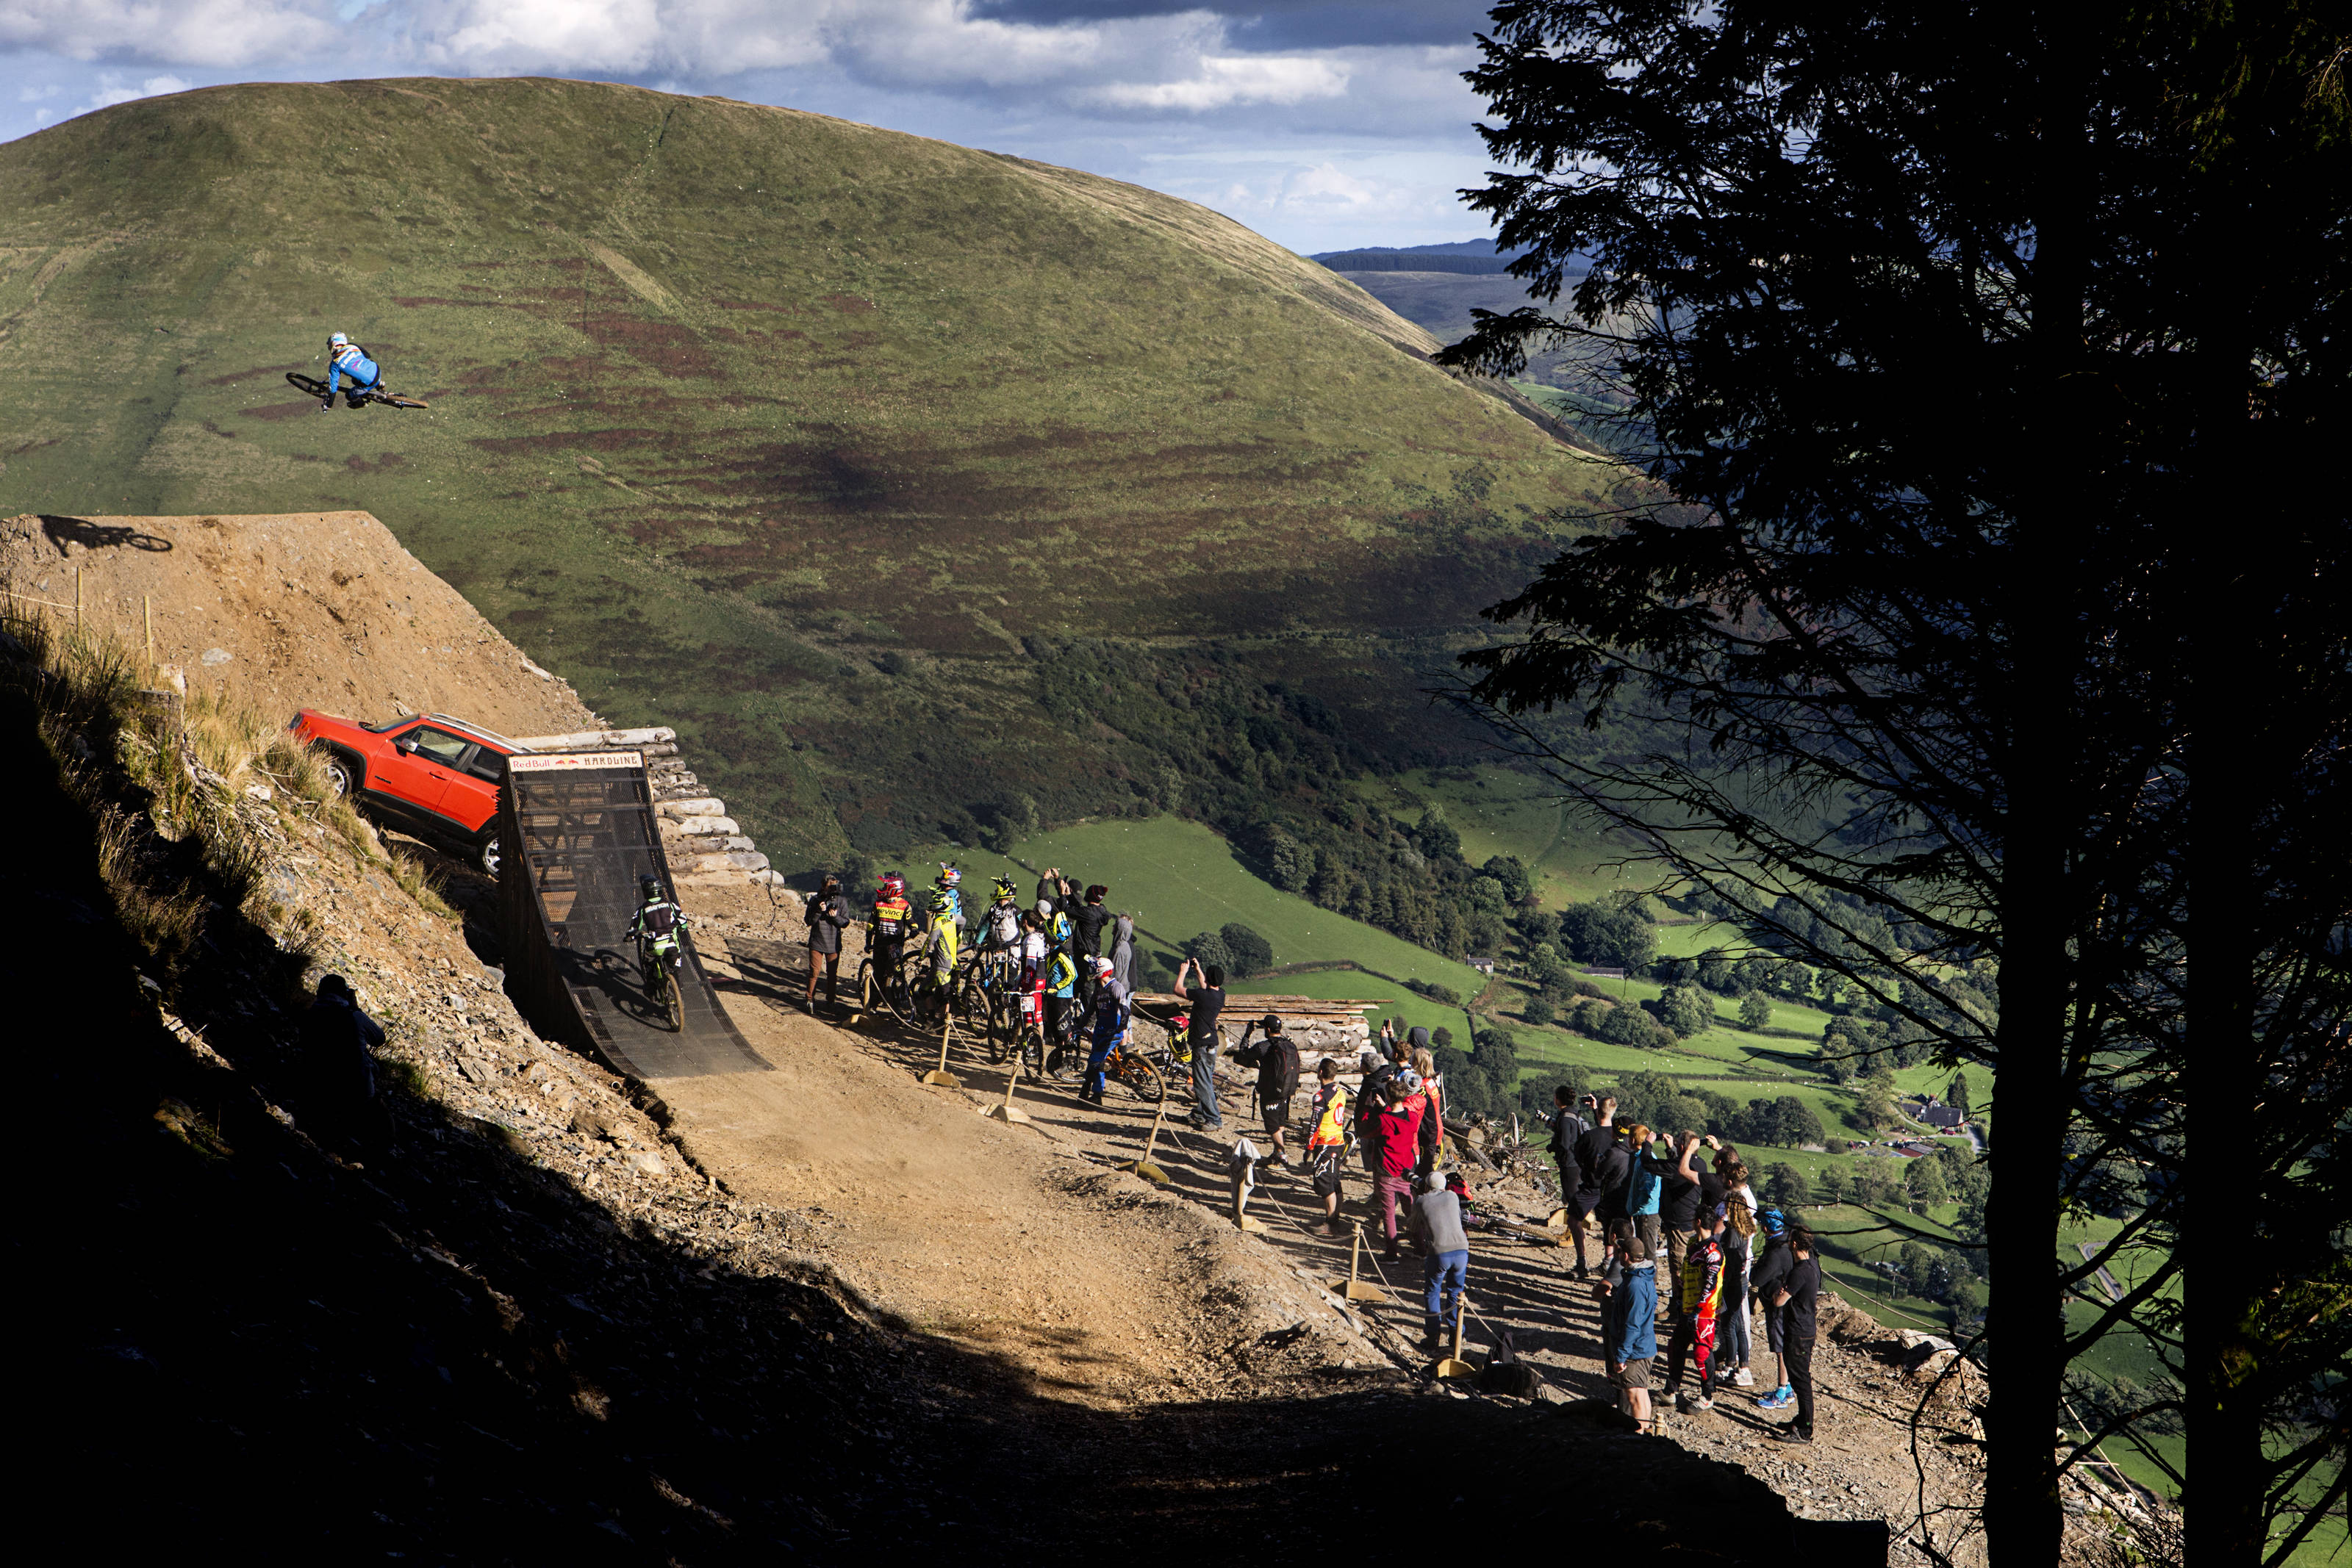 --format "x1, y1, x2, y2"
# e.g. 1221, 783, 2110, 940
1333, 1223, 1385, 1302
919, 1004, 960, 1088
1120, 1071, 1171, 1185
145, 594, 153, 666
75, 568, 83, 634
986, 1044, 1030, 1123
1435, 1289, 1477, 1378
